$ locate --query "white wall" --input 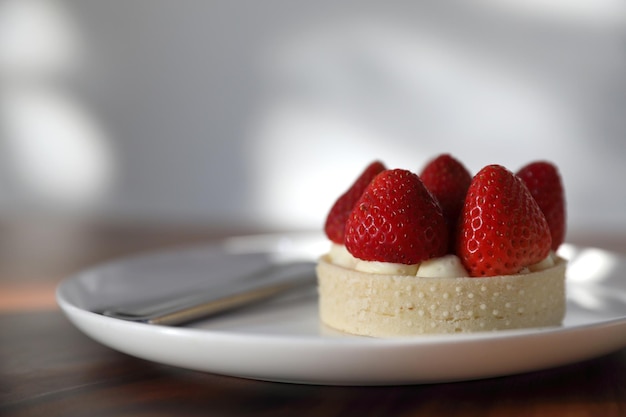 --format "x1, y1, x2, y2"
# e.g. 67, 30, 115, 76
1, 0, 625, 234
